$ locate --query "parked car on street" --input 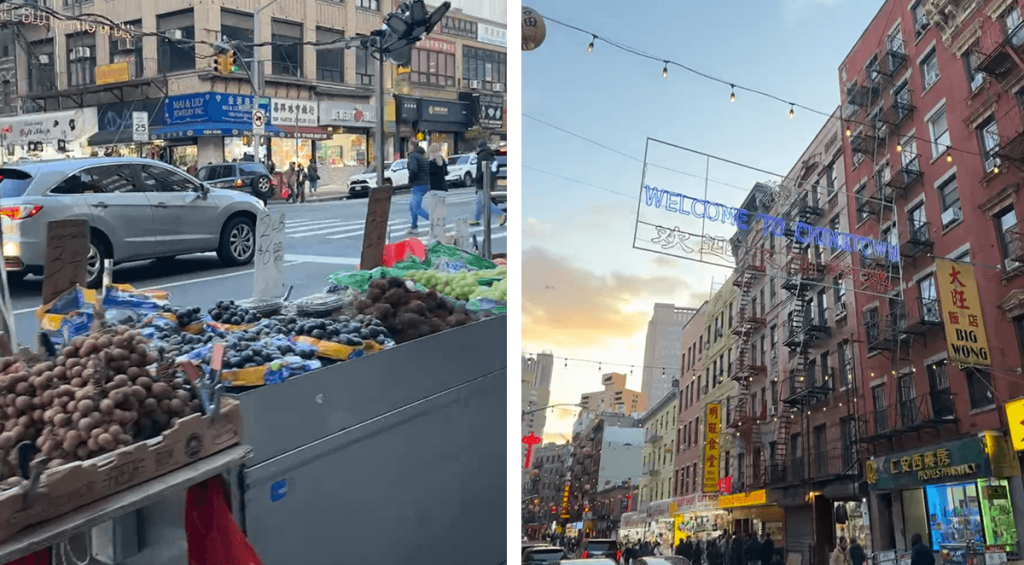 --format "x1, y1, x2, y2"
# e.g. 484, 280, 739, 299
195, 161, 274, 202
445, 153, 477, 187
0, 157, 265, 287
523, 546, 568, 564
577, 539, 619, 561
346, 160, 410, 198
